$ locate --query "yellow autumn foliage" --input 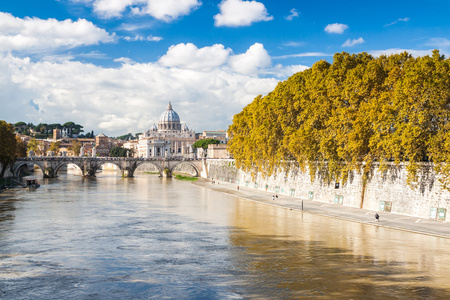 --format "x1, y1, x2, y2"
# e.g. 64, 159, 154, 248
227, 51, 450, 188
